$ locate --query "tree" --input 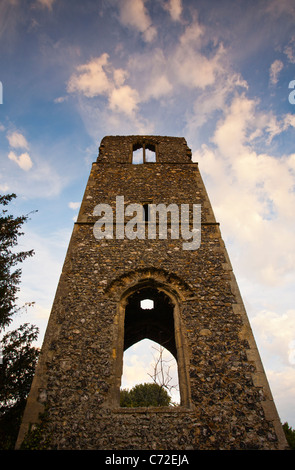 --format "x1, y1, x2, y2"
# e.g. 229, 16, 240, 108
283, 422, 295, 450
148, 343, 179, 404
0, 193, 34, 329
0, 193, 38, 448
0, 323, 39, 449
120, 383, 171, 407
